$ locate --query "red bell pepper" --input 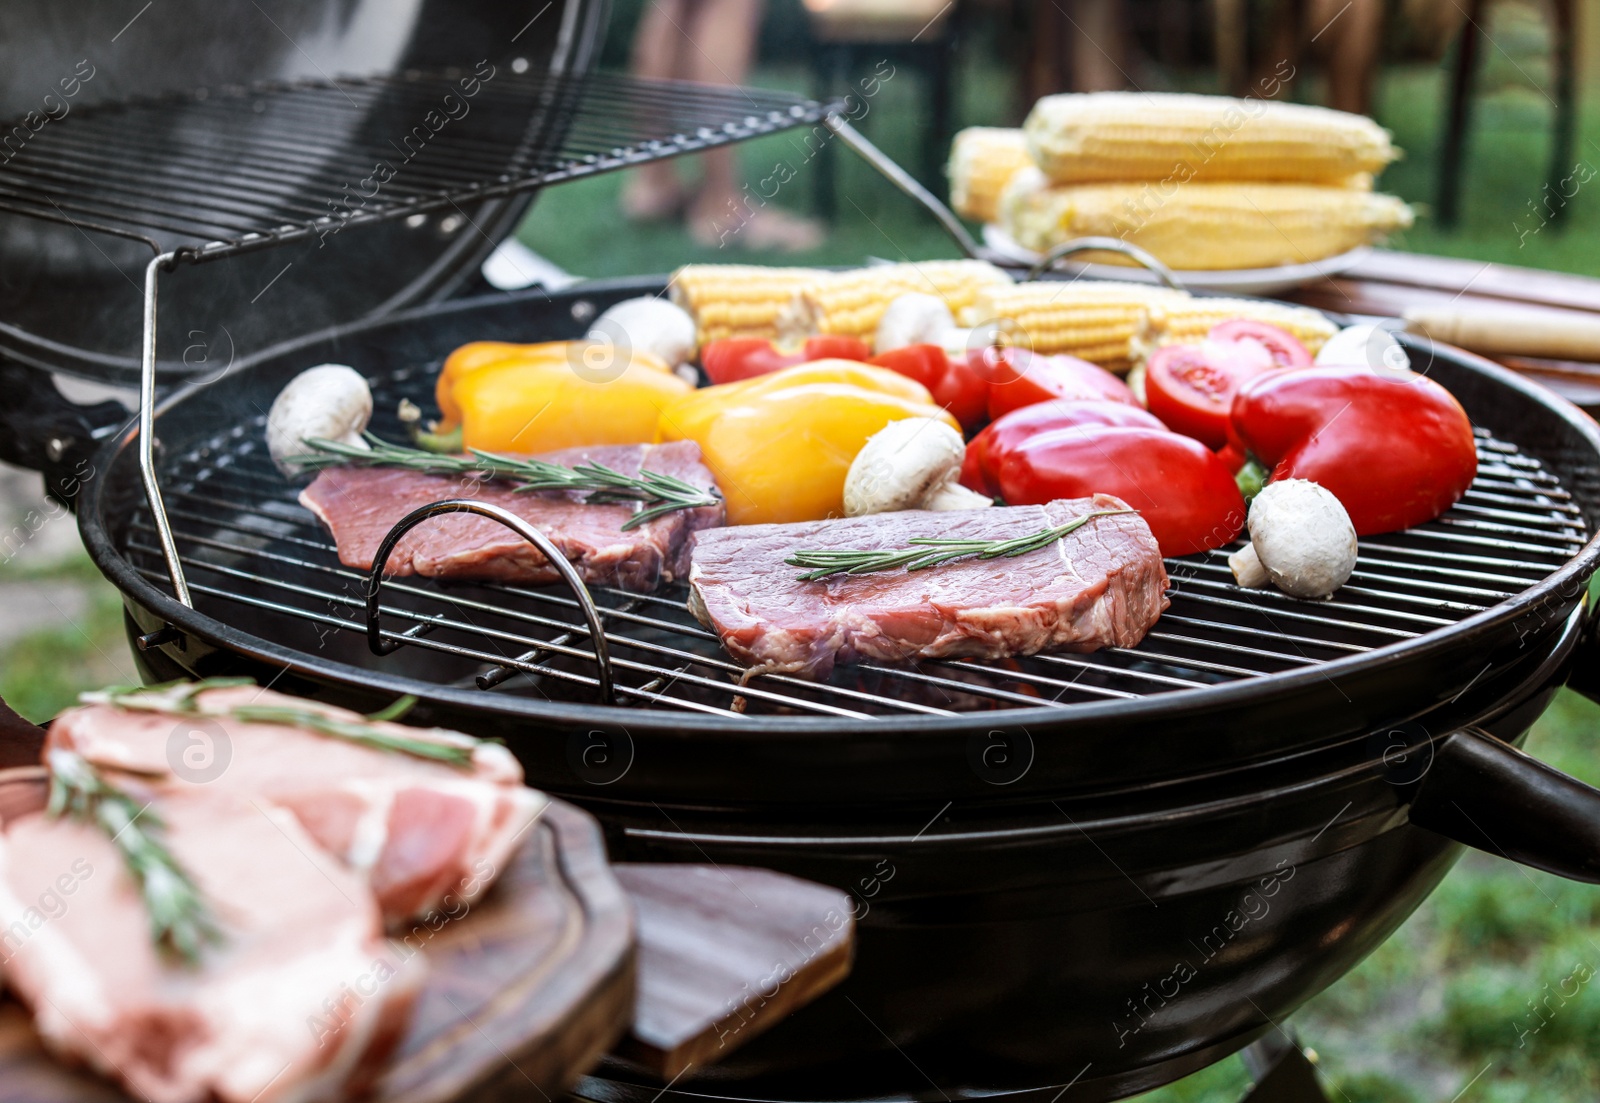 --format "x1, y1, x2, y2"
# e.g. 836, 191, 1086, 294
961, 400, 1166, 496
700, 335, 870, 384
991, 425, 1246, 556
1230, 366, 1477, 535
981, 348, 1137, 421
869, 344, 988, 429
